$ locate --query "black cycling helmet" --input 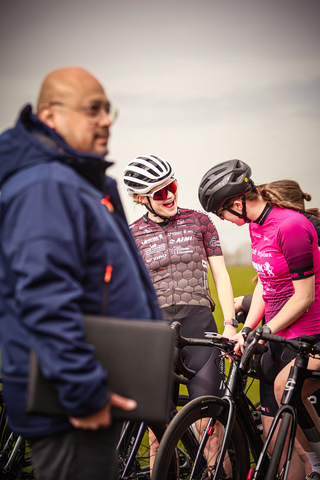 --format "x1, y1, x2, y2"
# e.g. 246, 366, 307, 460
198, 159, 253, 214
